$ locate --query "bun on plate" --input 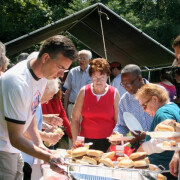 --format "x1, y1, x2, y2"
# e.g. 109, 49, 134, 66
129, 152, 147, 161
163, 140, 177, 147
102, 151, 115, 160
82, 156, 97, 165
133, 160, 148, 169
87, 149, 104, 157
99, 158, 114, 168
157, 174, 167, 180
75, 160, 89, 164
118, 159, 134, 168
72, 147, 88, 158
117, 156, 129, 162
157, 124, 174, 132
